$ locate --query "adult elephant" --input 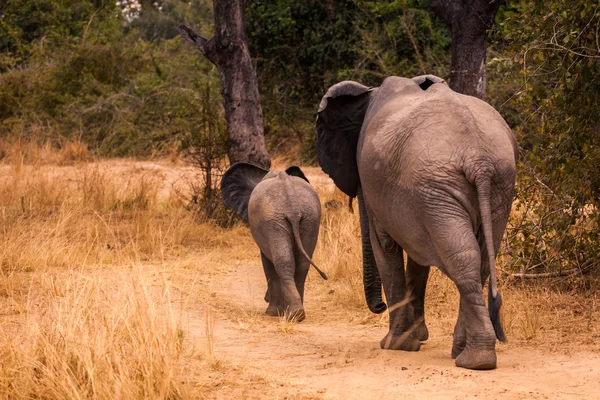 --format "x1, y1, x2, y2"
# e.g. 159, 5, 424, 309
316, 75, 517, 370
